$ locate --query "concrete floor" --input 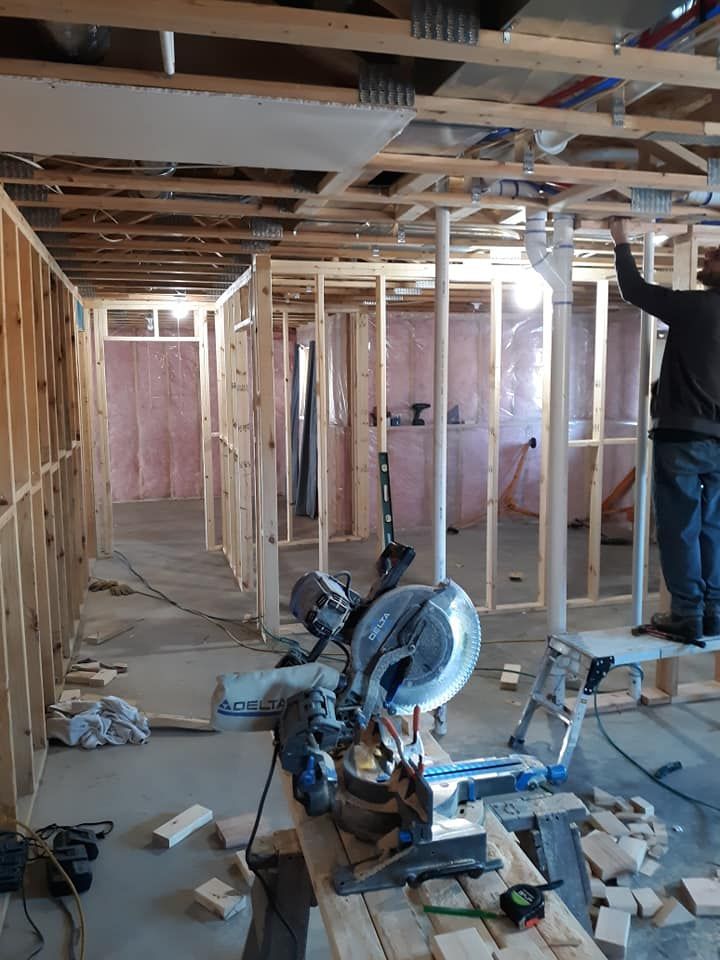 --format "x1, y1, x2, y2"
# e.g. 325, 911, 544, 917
4, 499, 719, 959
